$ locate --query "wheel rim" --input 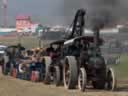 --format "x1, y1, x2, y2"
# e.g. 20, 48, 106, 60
78, 70, 83, 90
19, 64, 25, 73
107, 68, 116, 91
78, 68, 87, 91
64, 60, 70, 88
65, 65, 70, 86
